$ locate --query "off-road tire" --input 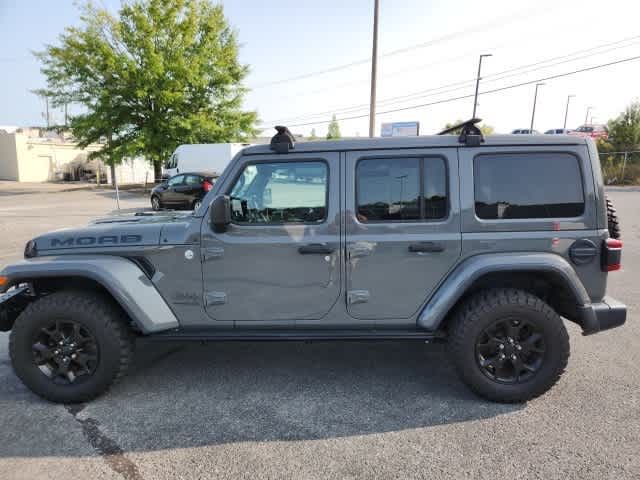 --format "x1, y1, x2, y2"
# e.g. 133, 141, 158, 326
606, 195, 621, 239
9, 290, 135, 403
448, 288, 569, 403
